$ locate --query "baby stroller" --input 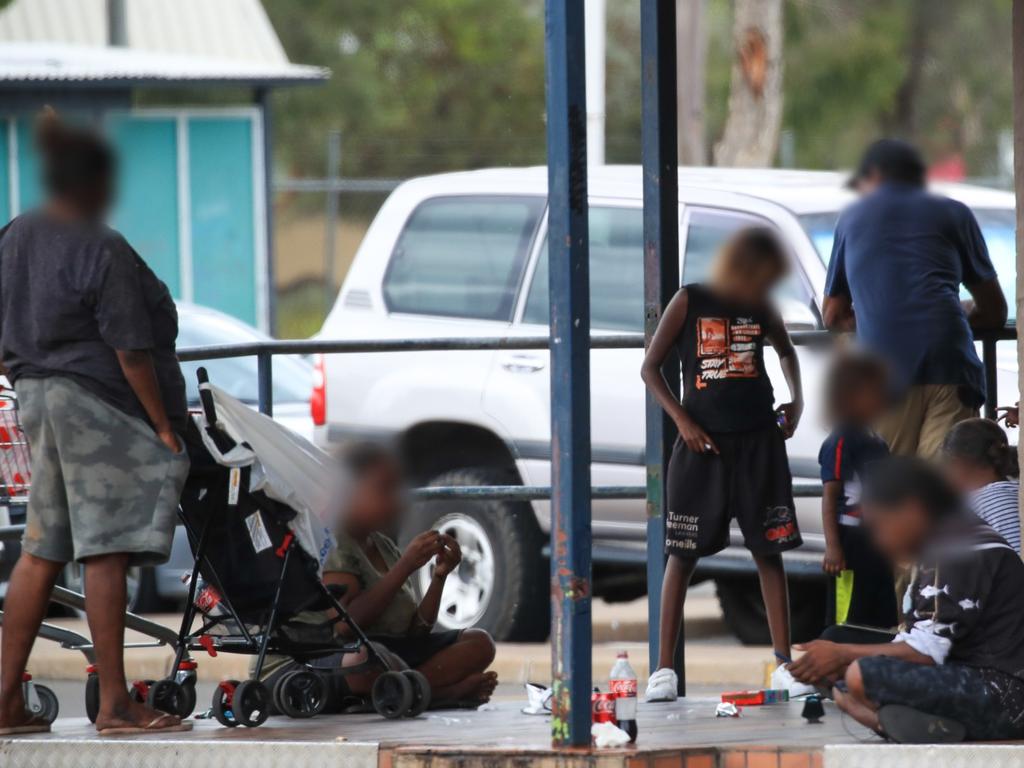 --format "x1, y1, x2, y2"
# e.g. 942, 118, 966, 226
156, 368, 429, 727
